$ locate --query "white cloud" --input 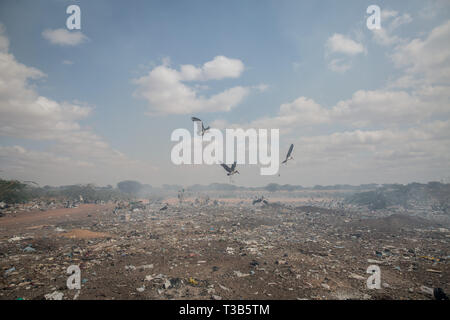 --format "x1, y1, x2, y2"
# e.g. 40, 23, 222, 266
221, 87, 448, 134
390, 13, 413, 30
179, 55, 244, 81
381, 10, 398, 20
0, 145, 94, 170
216, 21, 450, 184
0, 25, 151, 185
391, 20, 450, 84
328, 58, 351, 73
0, 39, 91, 141
252, 83, 269, 92
372, 10, 412, 46
330, 90, 433, 127
212, 97, 330, 133
133, 56, 252, 115
326, 33, 365, 56
291, 120, 450, 183
42, 28, 88, 46
372, 28, 401, 46
325, 34, 365, 73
